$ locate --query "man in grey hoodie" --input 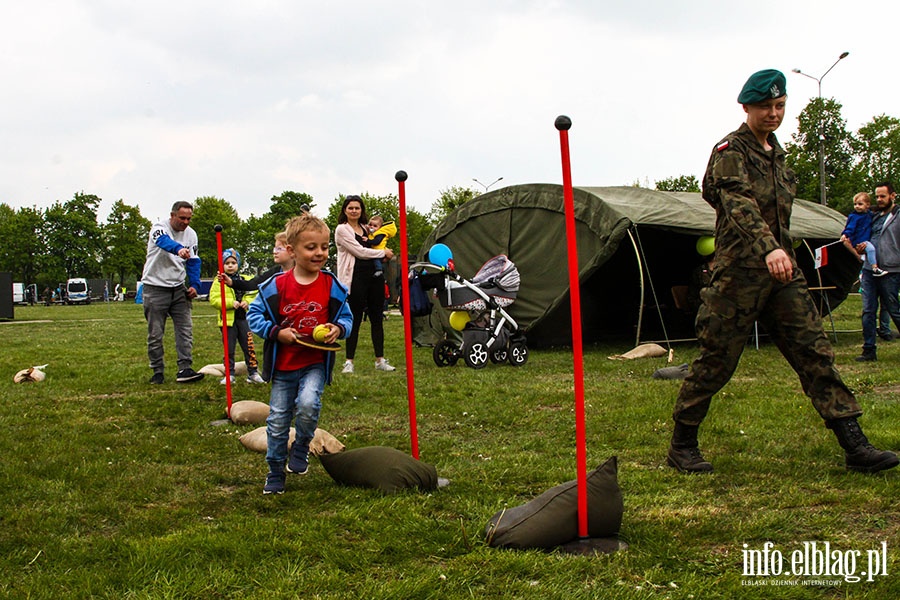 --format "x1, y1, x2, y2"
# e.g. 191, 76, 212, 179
857, 182, 900, 362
